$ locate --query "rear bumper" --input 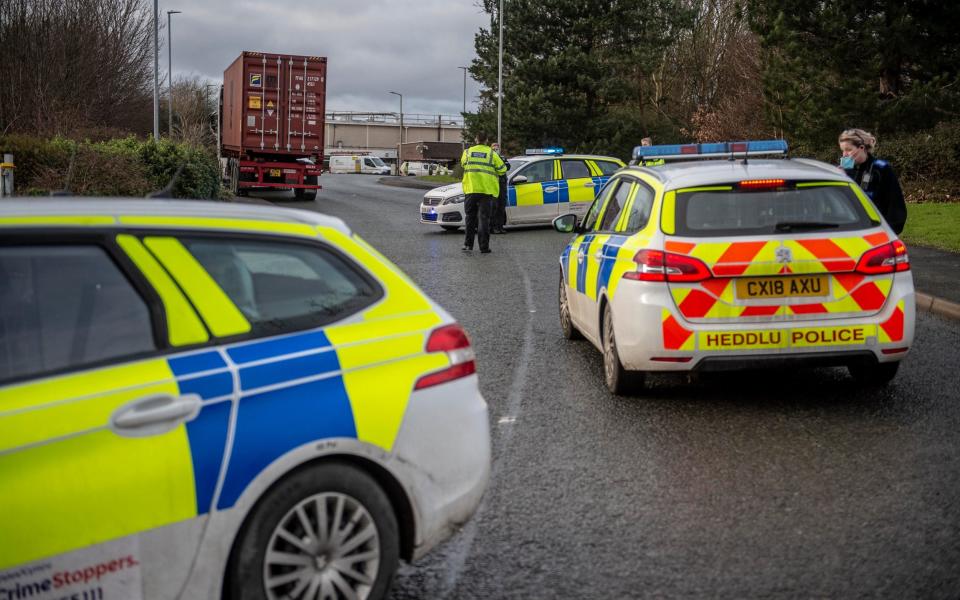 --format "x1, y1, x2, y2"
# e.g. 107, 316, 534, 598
609, 277, 916, 371
388, 375, 490, 560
